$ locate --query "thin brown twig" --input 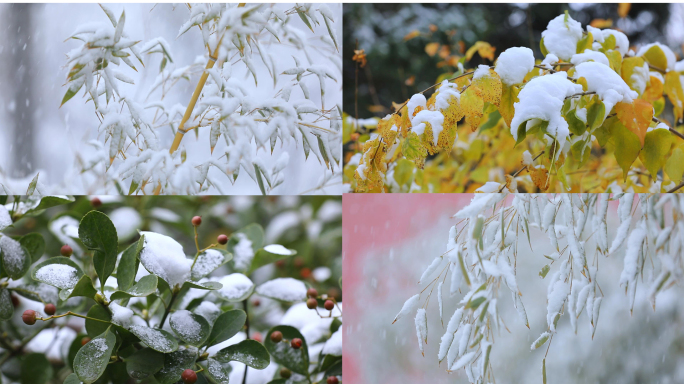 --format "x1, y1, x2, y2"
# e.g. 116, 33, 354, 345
497, 150, 546, 193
